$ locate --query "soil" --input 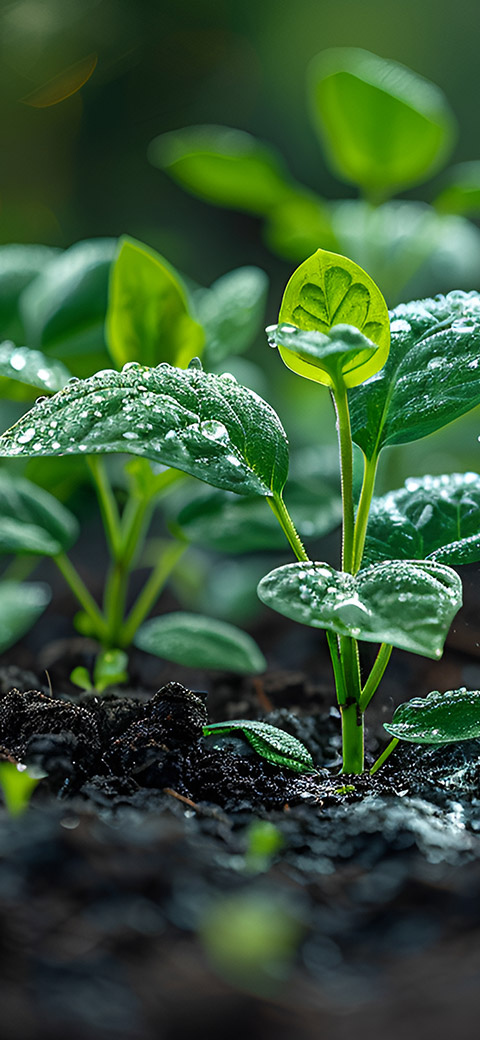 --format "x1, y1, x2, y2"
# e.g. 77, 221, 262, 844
2, 566, 480, 1040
